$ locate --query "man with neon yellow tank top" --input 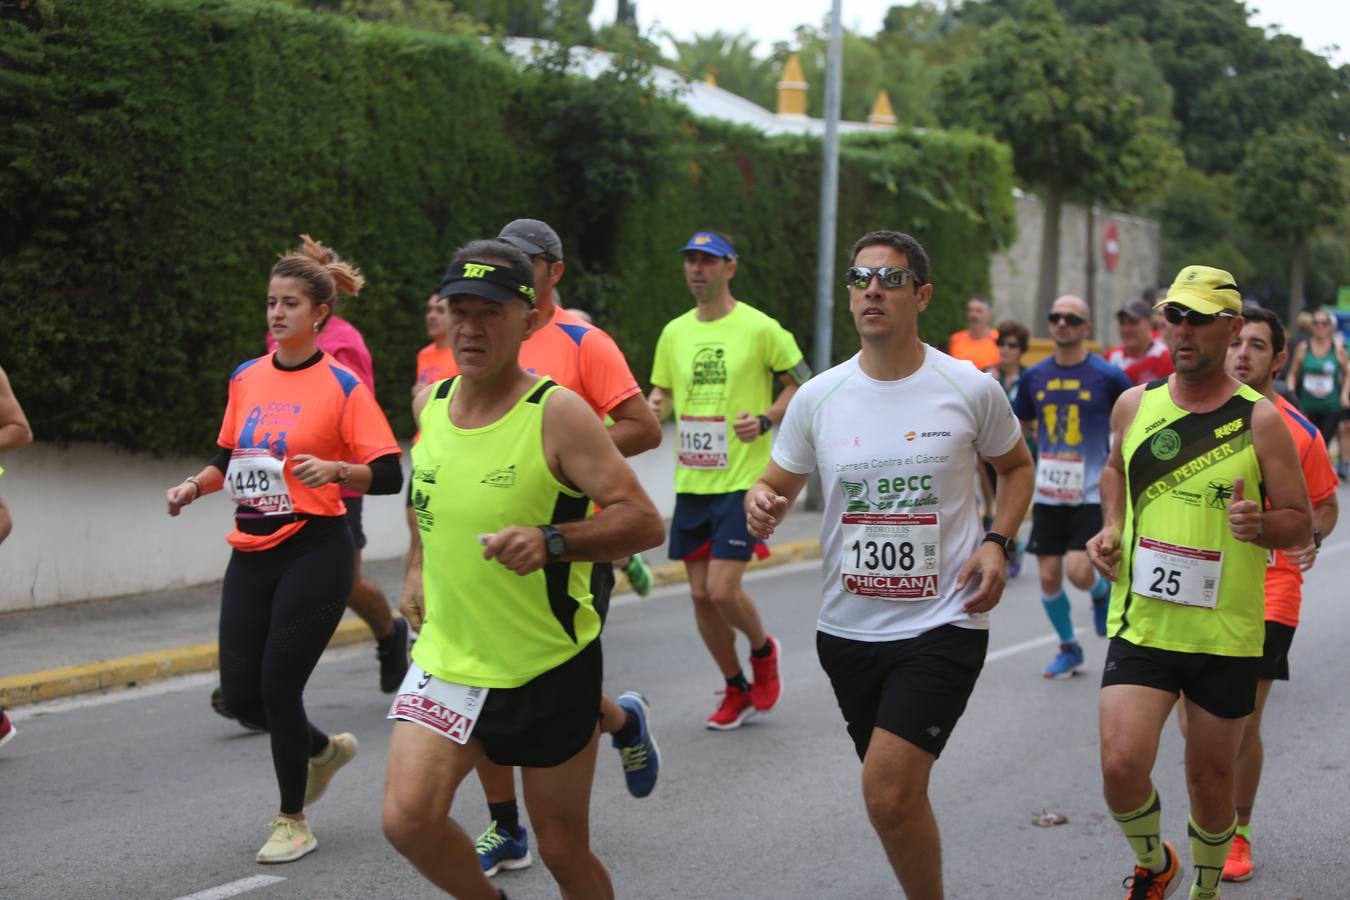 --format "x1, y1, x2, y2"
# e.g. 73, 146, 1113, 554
647, 229, 811, 730
1086, 266, 1312, 900
383, 240, 664, 900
